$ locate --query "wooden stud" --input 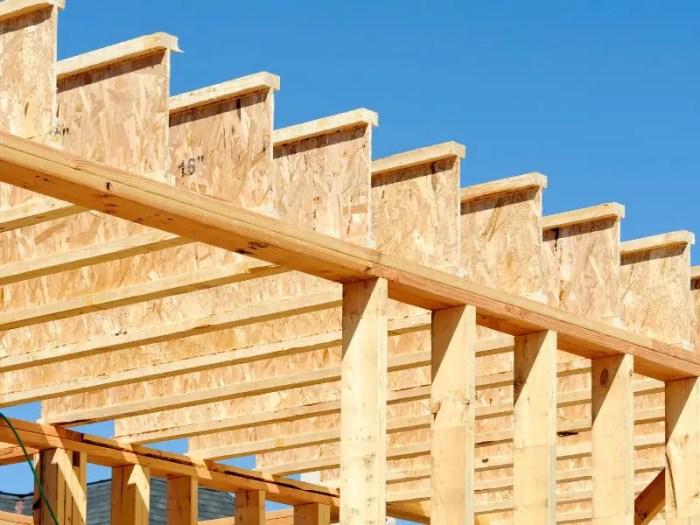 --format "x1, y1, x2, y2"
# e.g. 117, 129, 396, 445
591, 355, 634, 523
167, 476, 198, 525
665, 378, 700, 522
111, 464, 150, 525
430, 305, 476, 525
340, 278, 388, 525
33, 448, 87, 525
293, 503, 331, 525
513, 330, 557, 524
235, 490, 266, 525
